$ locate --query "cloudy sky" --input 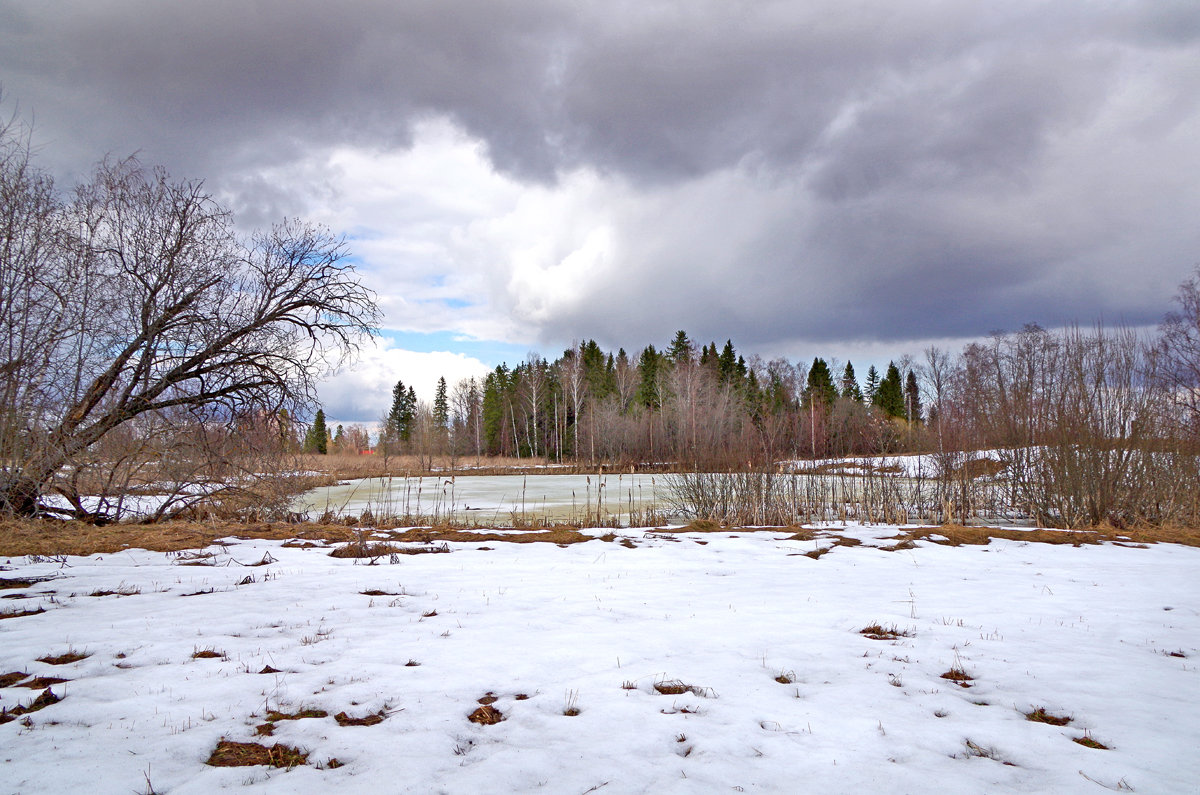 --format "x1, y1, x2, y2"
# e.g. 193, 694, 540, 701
3, 1, 1198, 423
